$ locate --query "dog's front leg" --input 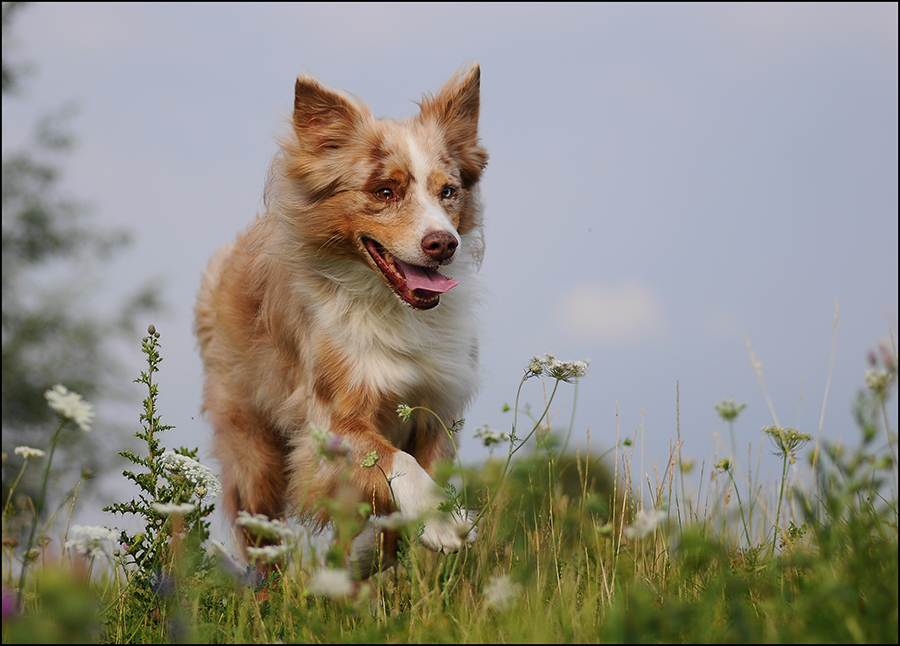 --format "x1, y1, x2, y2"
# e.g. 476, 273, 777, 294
347, 450, 476, 580
386, 451, 477, 554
